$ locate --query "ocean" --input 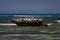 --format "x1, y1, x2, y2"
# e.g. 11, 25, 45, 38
0, 14, 60, 23
0, 14, 60, 40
